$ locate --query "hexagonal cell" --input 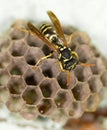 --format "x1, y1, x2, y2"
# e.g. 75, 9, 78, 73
50, 109, 68, 121
20, 104, 38, 120
22, 86, 42, 105
24, 67, 44, 86
84, 94, 100, 112
0, 53, 11, 69
7, 76, 26, 95
37, 98, 56, 116
24, 47, 45, 66
41, 59, 61, 78
6, 95, 25, 112
62, 25, 77, 35
0, 69, 10, 86
100, 70, 107, 87
8, 57, 27, 75
42, 44, 52, 56
11, 19, 27, 29
88, 57, 106, 75
72, 82, 90, 101
69, 41, 77, 51
88, 75, 103, 93
90, 45, 101, 58
54, 90, 74, 108
66, 101, 85, 118
74, 65, 92, 82
9, 40, 28, 57
57, 71, 77, 89
39, 78, 59, 98
70, 31, 90, 45
76, 45, 94, 63
0, 38, 10, 53
25, 33, 44, 47
0, 86, 9, 103
9, 28, 26, 40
